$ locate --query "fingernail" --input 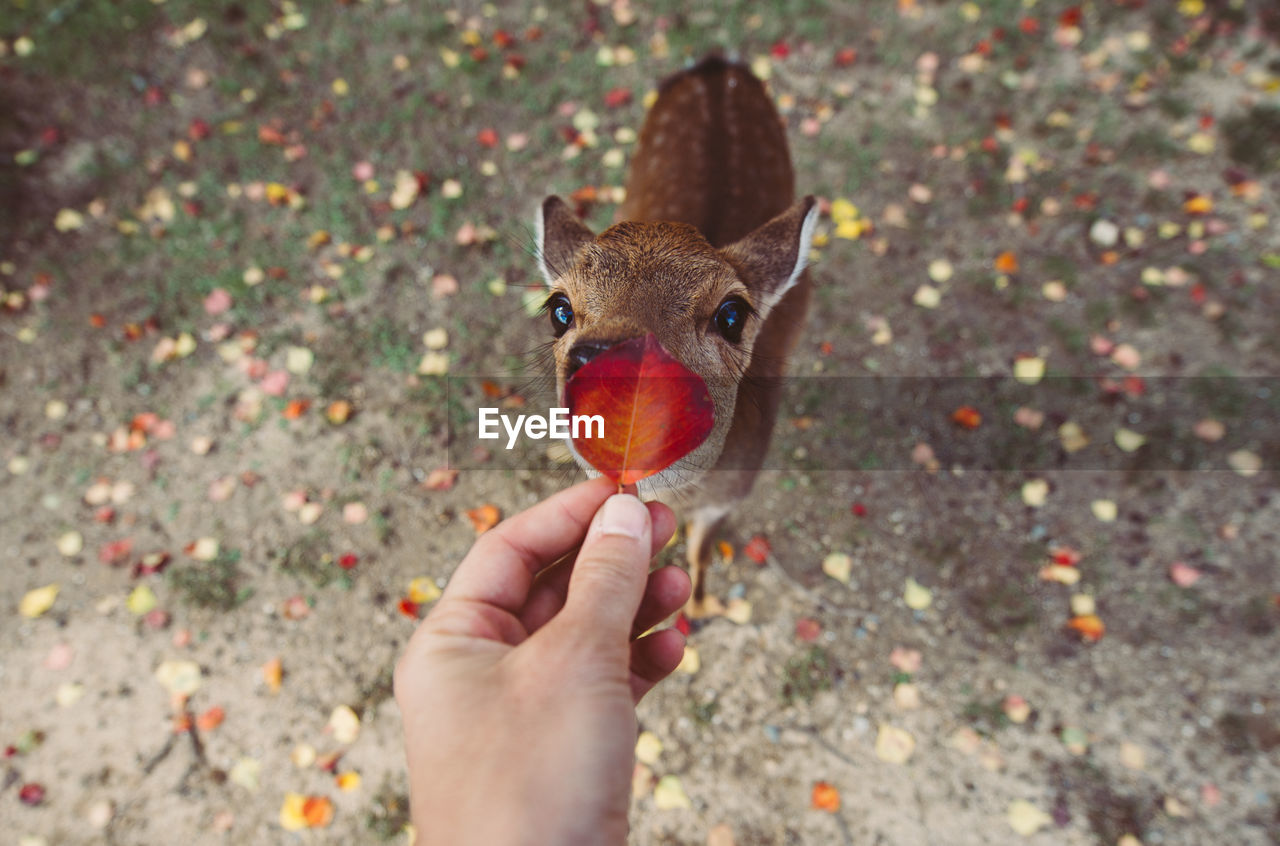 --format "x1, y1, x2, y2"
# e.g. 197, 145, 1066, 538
598, 494, 647, 540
